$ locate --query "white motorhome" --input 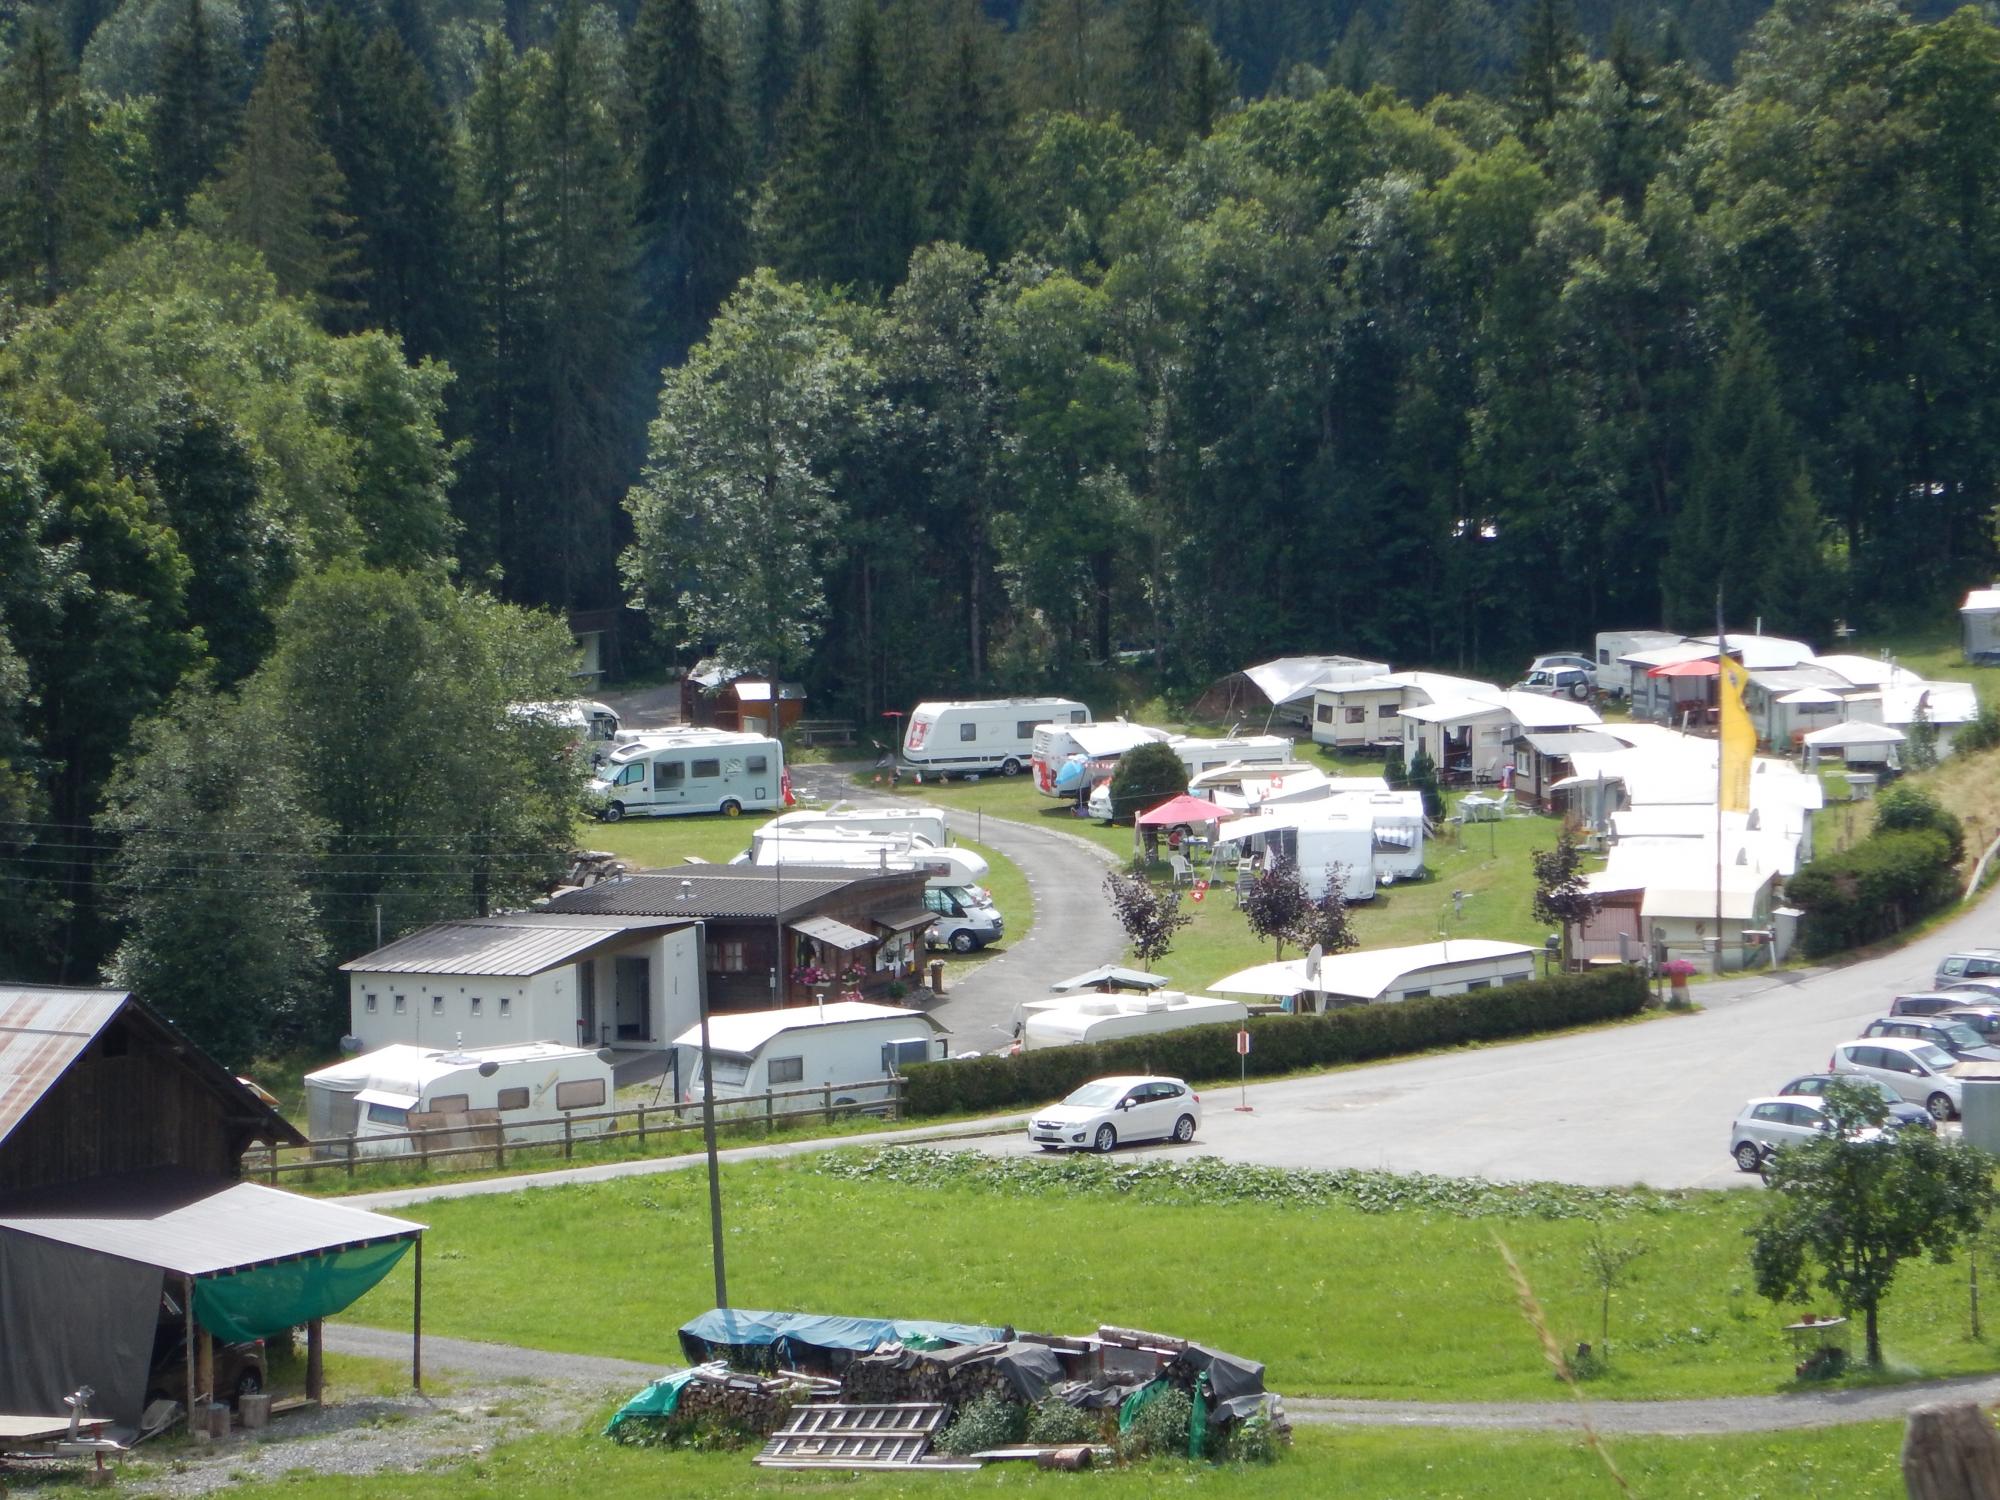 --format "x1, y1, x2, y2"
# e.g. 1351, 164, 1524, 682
675, 1001, 947, 1109
765, 804, 953, 848
590, 731, 784, 820
512, 699, 622, 769
1020, 991, 1249, 1051
743, 830, 1002, 951
1032, 720, 1169, 796
902, 698, 1090, 778
303, 1040, 615, 1157
1591, 632, 1688, 699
